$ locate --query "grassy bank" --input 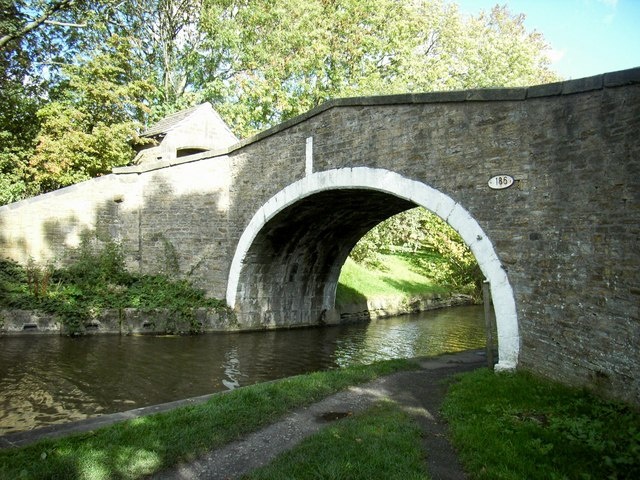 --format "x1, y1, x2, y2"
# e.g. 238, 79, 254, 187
336, 253, 449, 306
0, 359, 416, 480
245, 401, 429, 480
442, 369, 640, 480
0, 248, 227, 334
245, 368, 640, 480
3, 361, 638, 479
